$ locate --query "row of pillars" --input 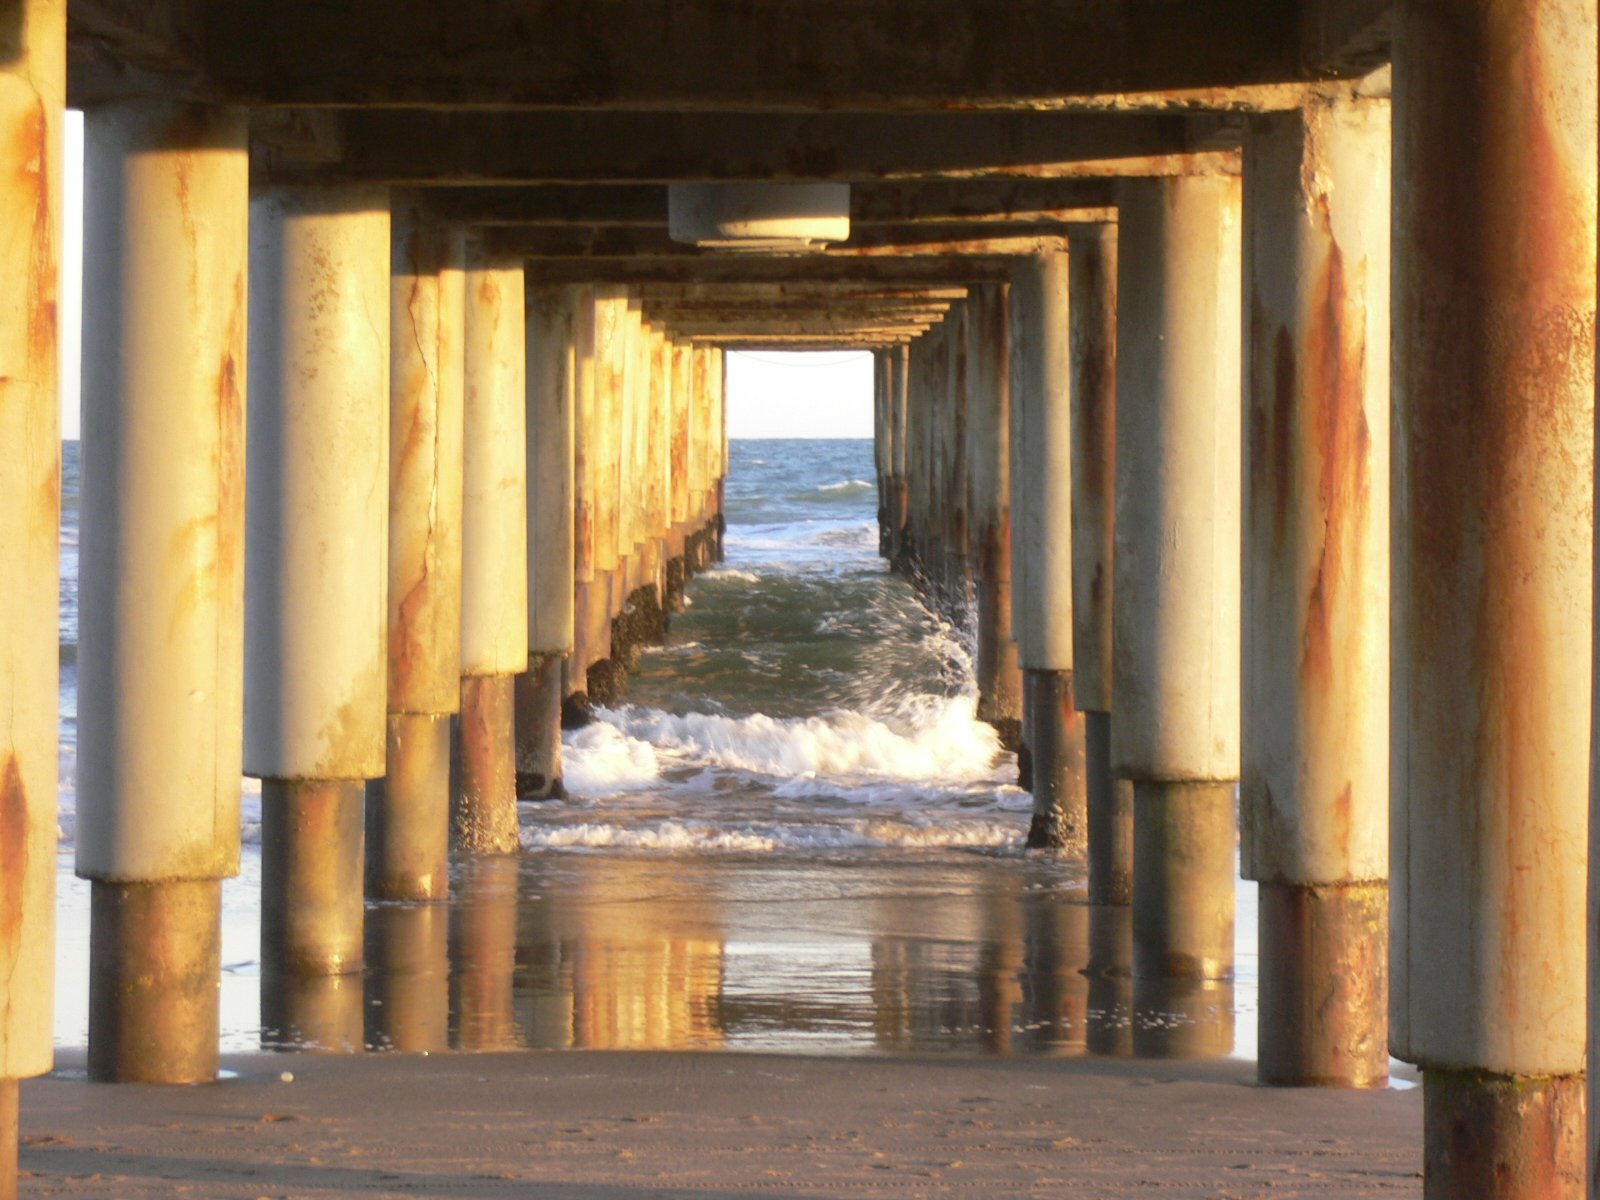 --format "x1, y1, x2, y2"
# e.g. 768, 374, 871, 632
0, 46, 730, 1200
874, 60, 1596, 1198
